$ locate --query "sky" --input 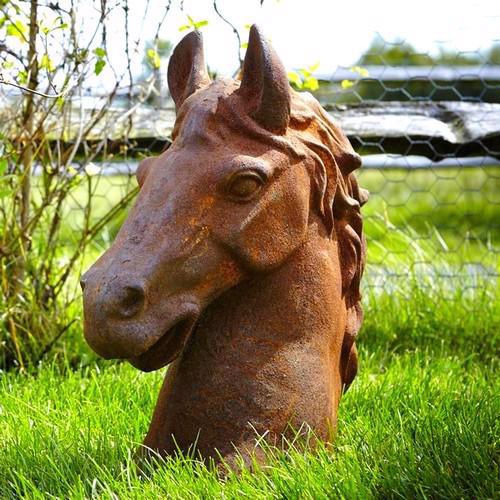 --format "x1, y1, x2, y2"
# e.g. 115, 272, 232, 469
5, 0, 500, 92
103, 0, 500, 77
